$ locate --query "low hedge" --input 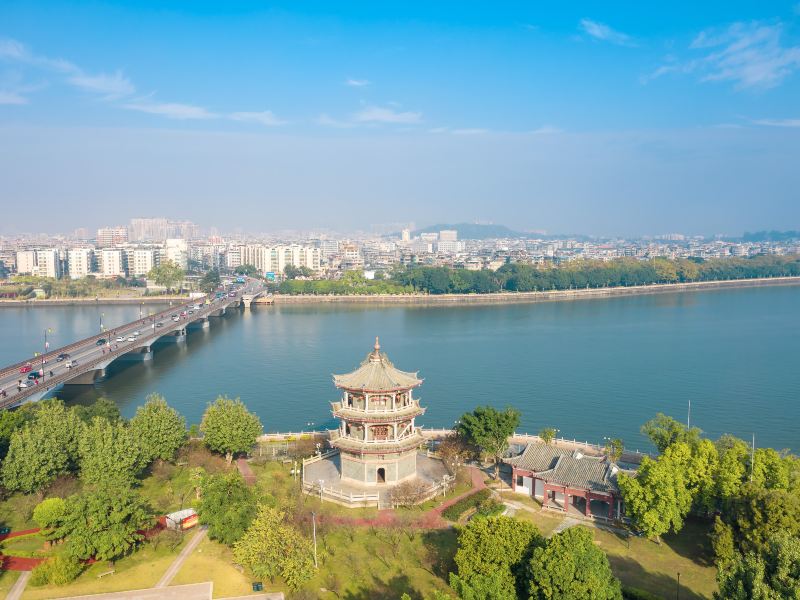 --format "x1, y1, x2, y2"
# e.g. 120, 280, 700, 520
622, 586, 663, 600
442, 489, 492, 521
